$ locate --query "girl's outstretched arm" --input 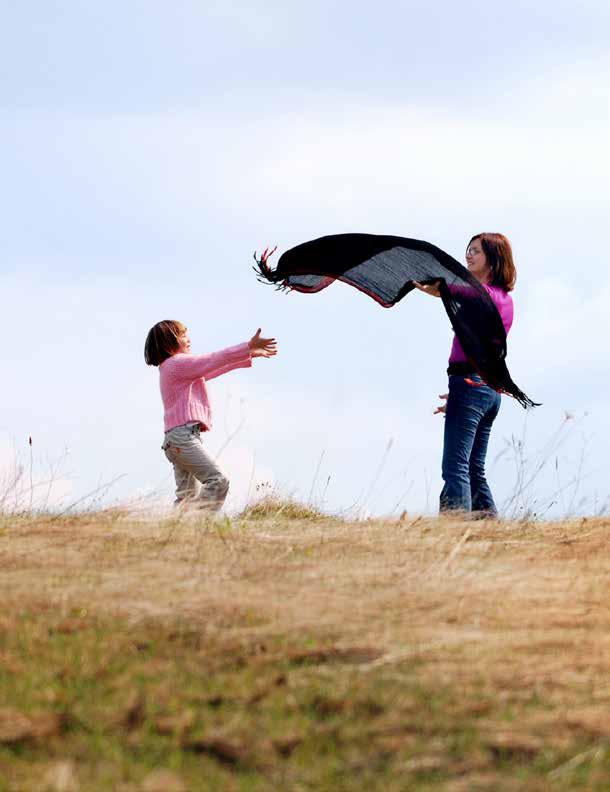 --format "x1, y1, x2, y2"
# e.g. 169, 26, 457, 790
168, 330, 277, 383
170, 343, 252, 382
